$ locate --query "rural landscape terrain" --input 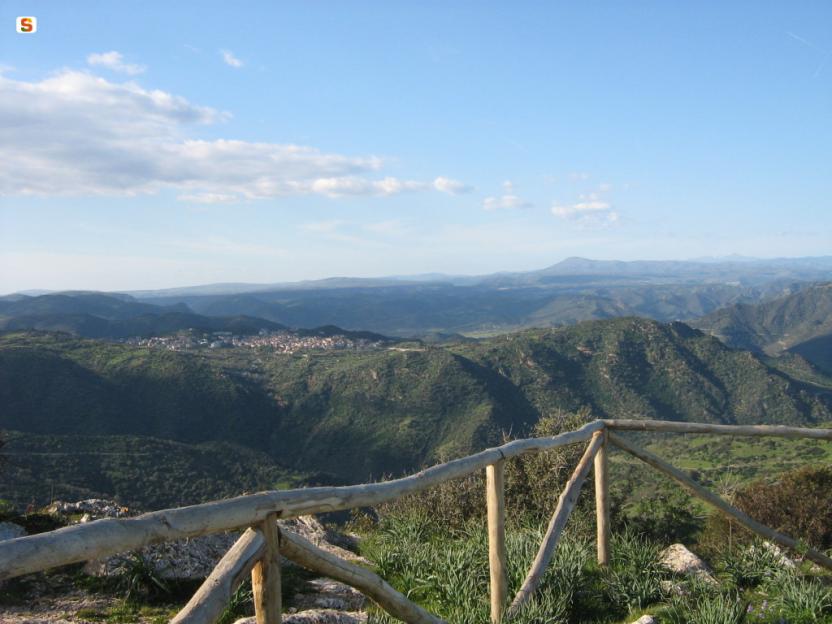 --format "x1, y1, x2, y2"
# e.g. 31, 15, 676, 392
4, 2, 832, 622
2, 257, 832, 622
